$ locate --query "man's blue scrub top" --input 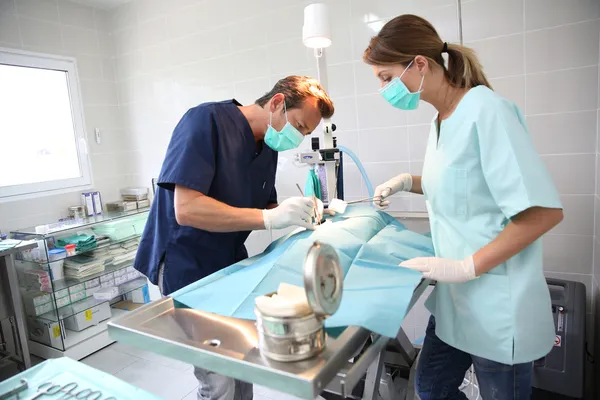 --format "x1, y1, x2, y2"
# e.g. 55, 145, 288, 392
134, 100, 278, 295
